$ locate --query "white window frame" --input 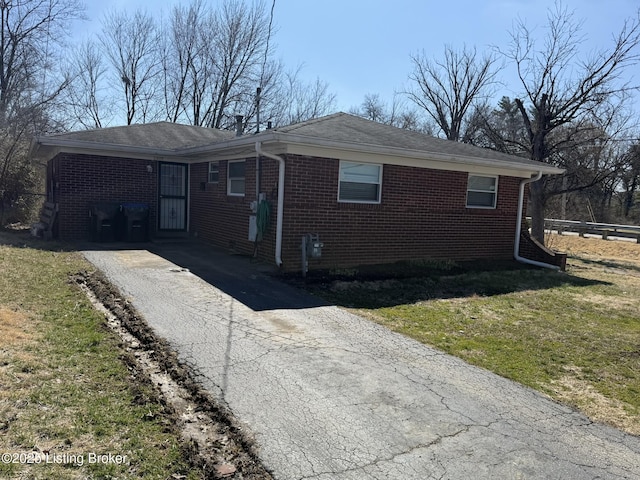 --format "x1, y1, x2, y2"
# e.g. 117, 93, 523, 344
227, 160, 246, 197
208, 162, 219, 183
466, 174, 498, 209
338, 161, 383, 204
